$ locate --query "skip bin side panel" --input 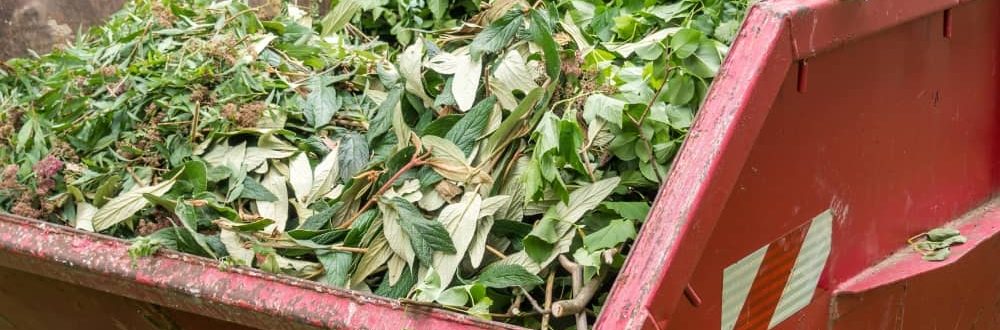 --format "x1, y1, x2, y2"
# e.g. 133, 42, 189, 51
600, 0, 1000, 328
668, 0, 999, 329
0, 214, 520, 330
